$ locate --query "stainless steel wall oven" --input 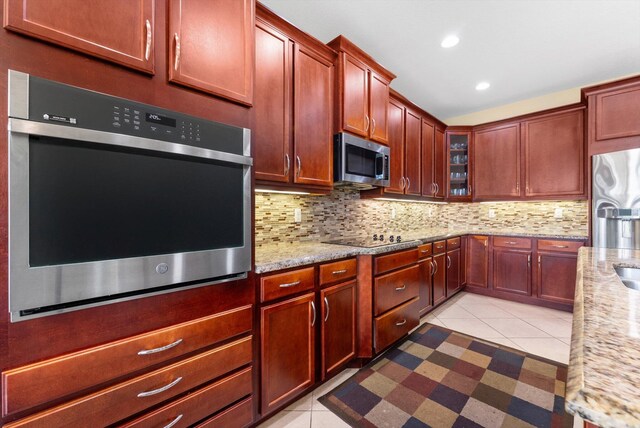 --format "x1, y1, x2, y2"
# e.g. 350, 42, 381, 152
8, 70, 252, 321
